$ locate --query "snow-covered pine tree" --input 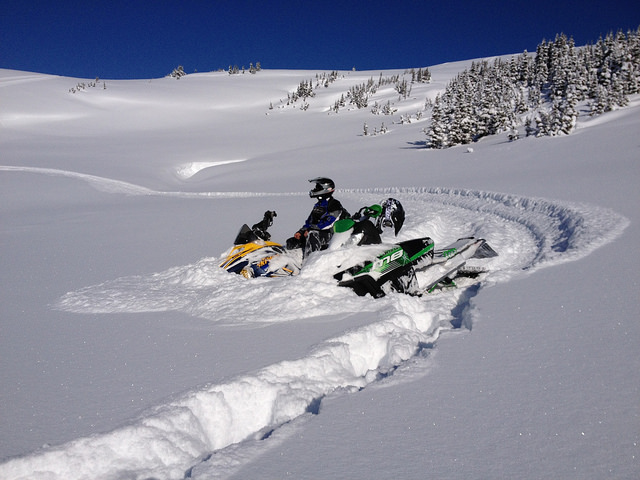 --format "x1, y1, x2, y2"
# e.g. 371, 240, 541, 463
169, 66, 186, 79
426, 95, 448, 148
